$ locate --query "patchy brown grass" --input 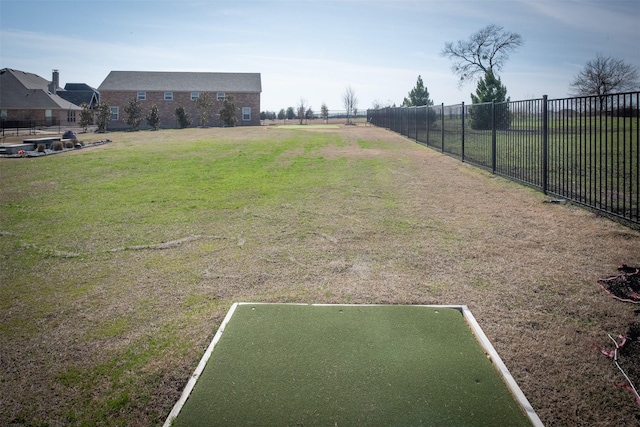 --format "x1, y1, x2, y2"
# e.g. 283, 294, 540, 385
1, 125, 640, 426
